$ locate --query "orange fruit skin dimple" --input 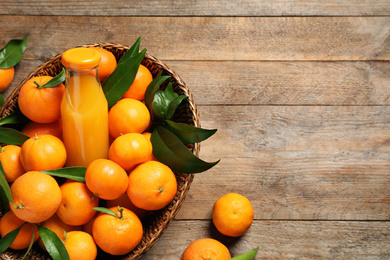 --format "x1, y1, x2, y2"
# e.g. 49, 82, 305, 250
64, 231, 97, 260
85, 159, 129, 200
10, 171, 62, 223
122, 64, 153, 101
89, 46, 117, 82
108, 98, 151, 138
92, 207, 143, 255
18, 76, 65, 123
127, 161, 177, 211
20, 134, 67, 171
181, 238, 231, 260
0, 211, 40, 250
109, 133, 152, 171
56, 181, 99, 226
0, 145, 25, 182
0, 67, 15, 92
212, 193, 254, 237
